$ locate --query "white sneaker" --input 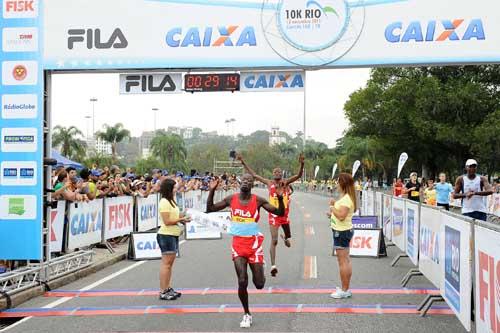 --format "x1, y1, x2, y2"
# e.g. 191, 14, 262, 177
240, 314, 252, 328
330, 287, 352, 299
